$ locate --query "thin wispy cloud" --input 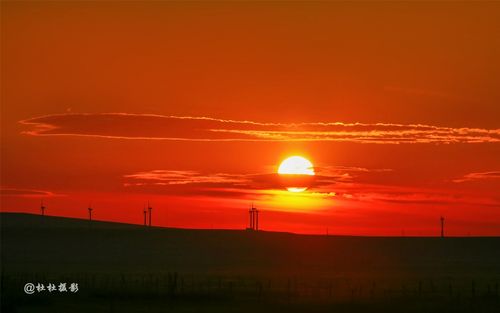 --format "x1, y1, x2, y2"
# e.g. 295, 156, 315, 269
20, 113, 500, 144
0, 187, 62, 198
314, 165, 393, 176
327, 182, 500, 208
122, 166, 390, 191
124, 170, 250, 186
453, 171, 500, 183
124, 170, 286, 191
